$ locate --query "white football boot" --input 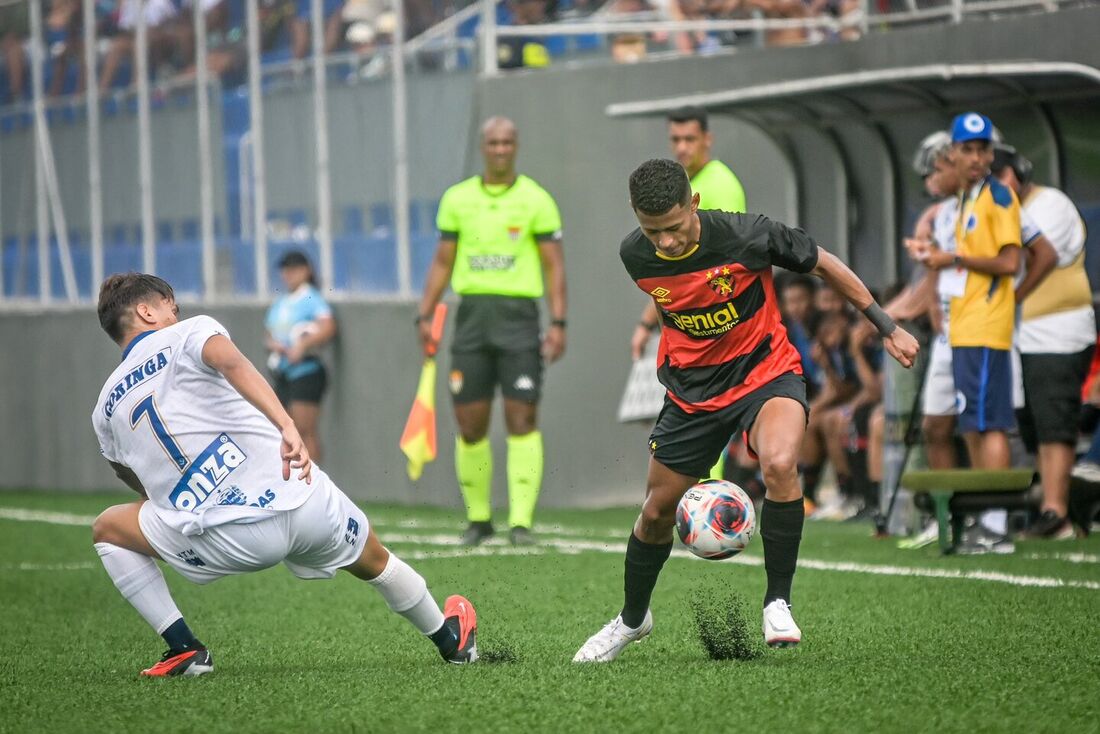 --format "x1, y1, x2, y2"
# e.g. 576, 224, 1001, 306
572, 610, 653, 663
762, 599, 801, 648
